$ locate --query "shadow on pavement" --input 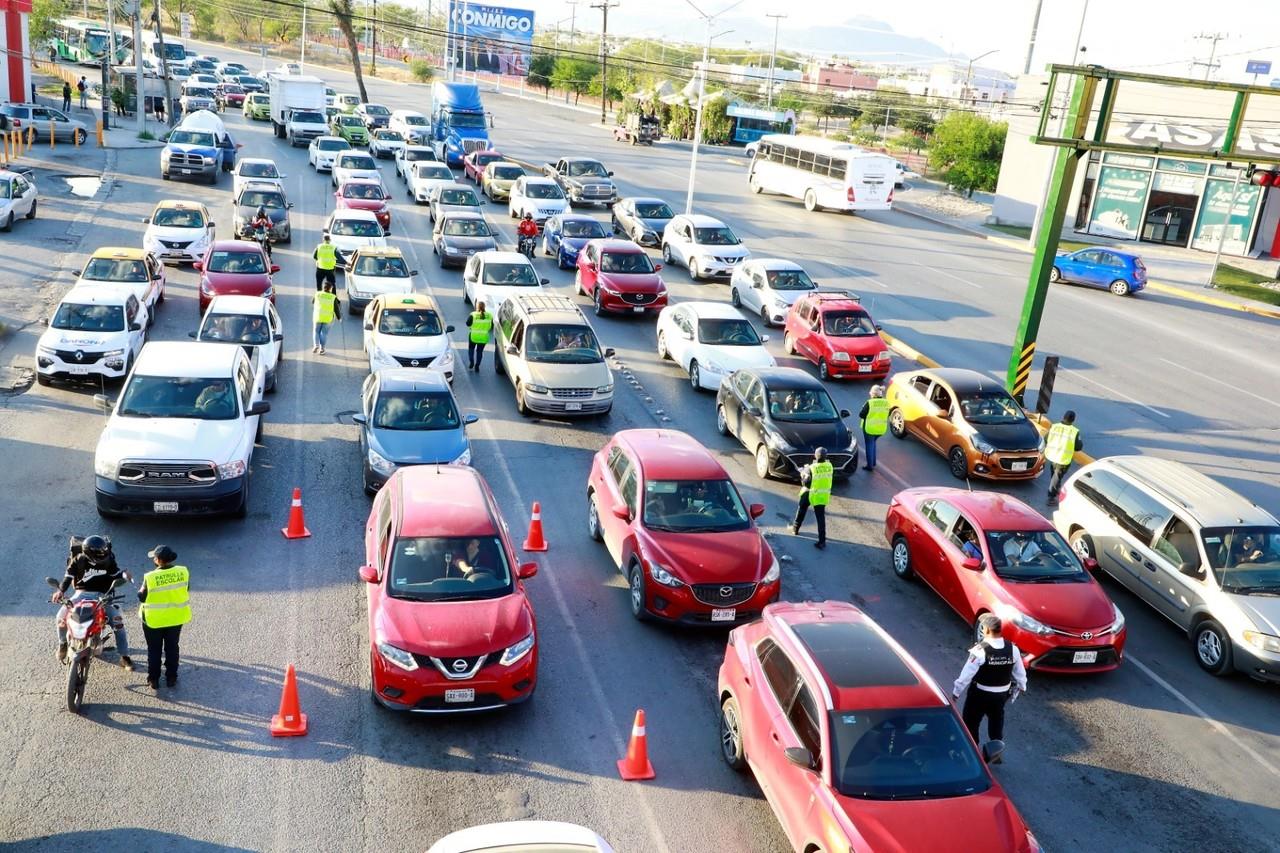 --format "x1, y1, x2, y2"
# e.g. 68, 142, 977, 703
4, 829, 256, 853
